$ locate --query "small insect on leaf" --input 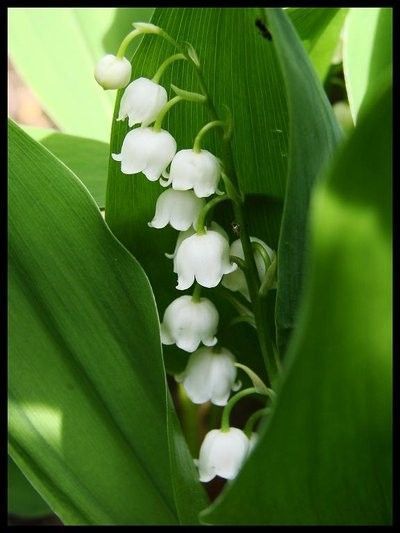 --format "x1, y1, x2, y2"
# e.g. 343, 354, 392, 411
255, 19, 273, 41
